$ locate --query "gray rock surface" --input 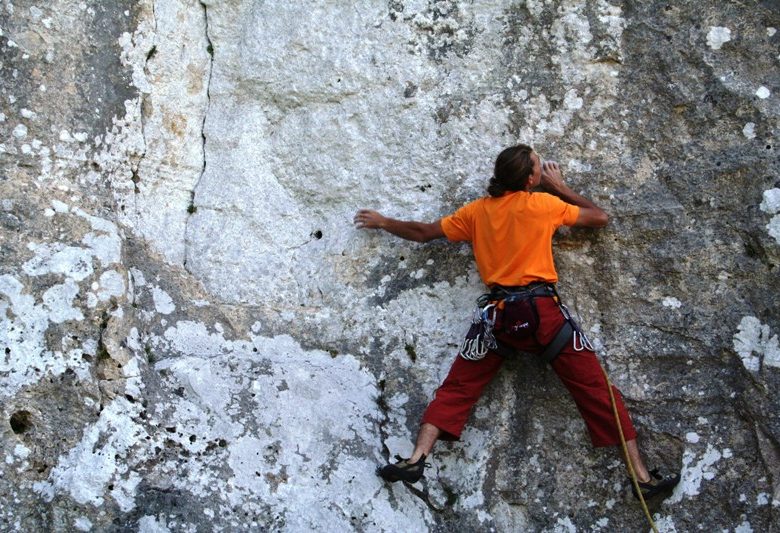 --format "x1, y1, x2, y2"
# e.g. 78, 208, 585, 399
1, 0, 778, 531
